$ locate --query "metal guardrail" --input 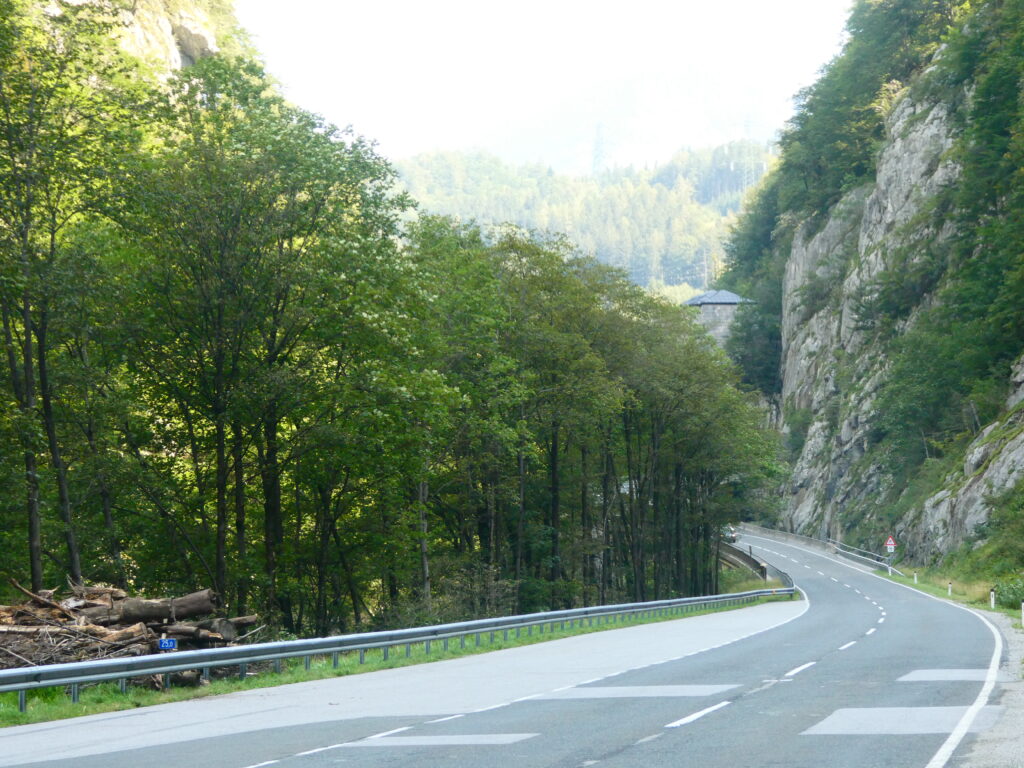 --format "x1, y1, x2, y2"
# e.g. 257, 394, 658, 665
0, 587, 794, 712
720, 542, 768, 579
739, 523, 904, 576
